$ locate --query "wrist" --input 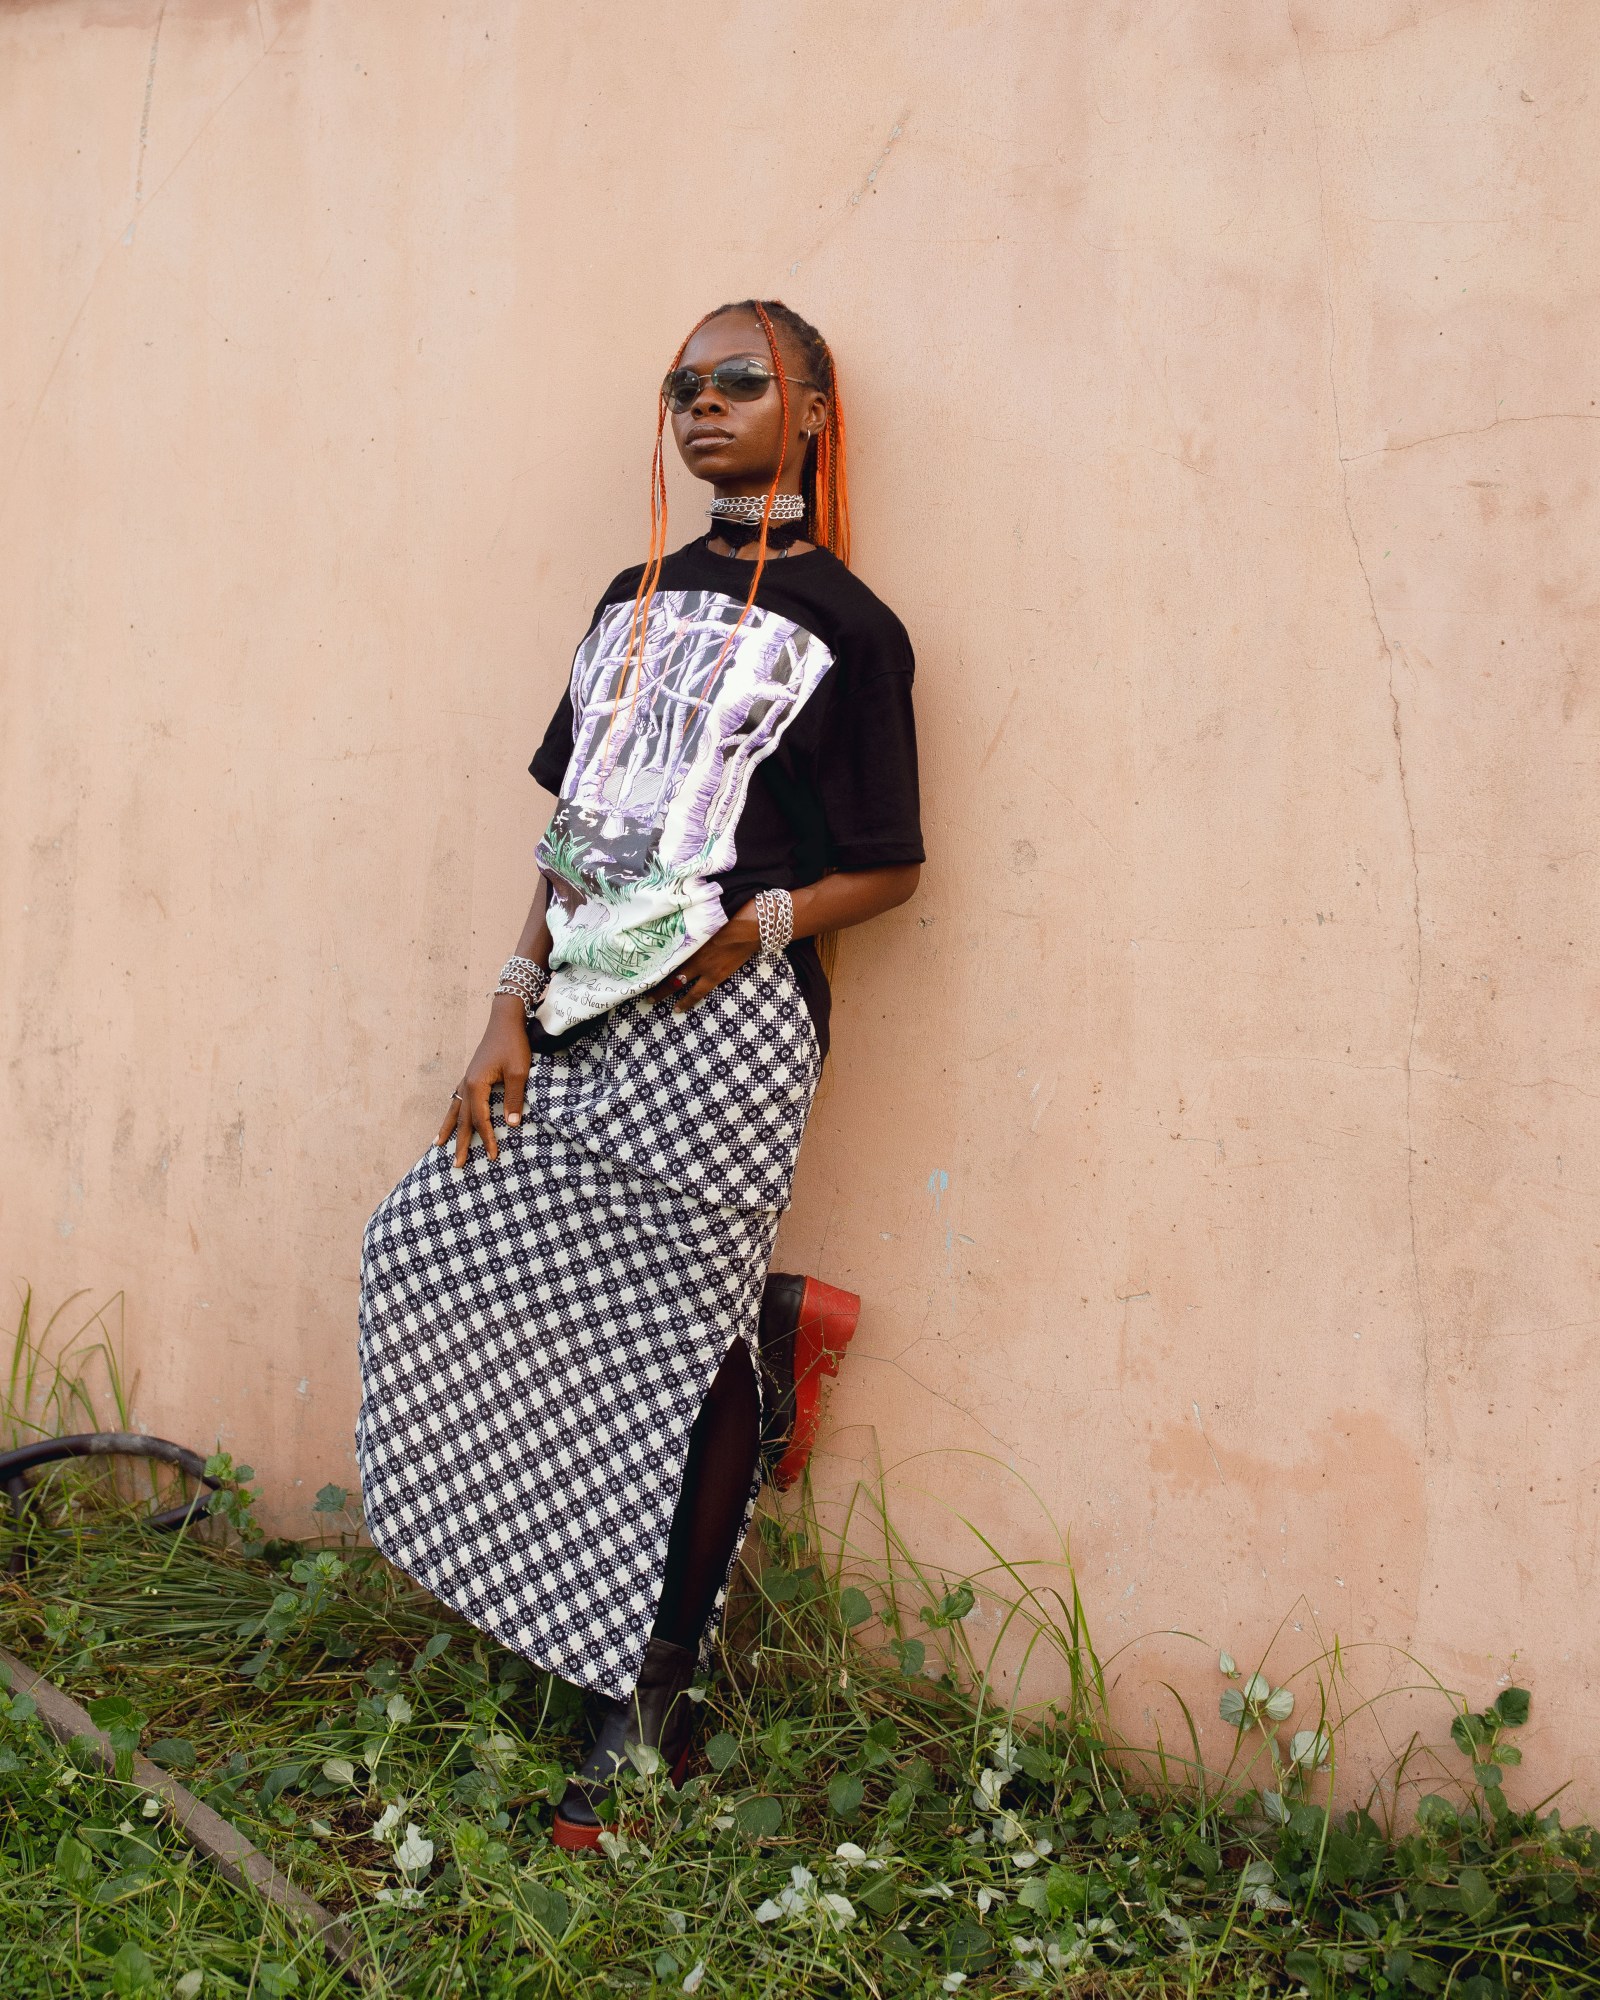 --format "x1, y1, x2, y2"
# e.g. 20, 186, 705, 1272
493, 953, 550, 1018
